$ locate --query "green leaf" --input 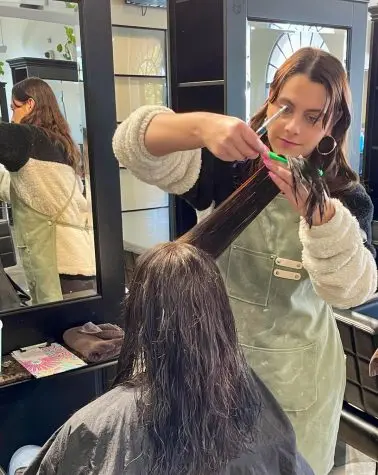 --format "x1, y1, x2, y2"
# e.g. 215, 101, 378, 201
57, 44, 63, 53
